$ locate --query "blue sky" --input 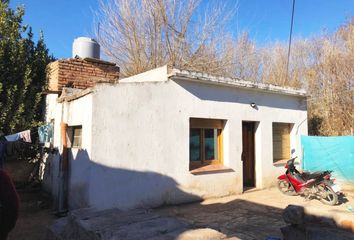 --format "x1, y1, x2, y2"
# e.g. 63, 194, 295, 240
10, 0, 354, 59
